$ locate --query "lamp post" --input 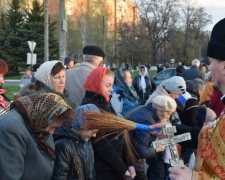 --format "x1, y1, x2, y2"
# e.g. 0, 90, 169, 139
44, 0, 49, 62
59, 0, 67, 62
